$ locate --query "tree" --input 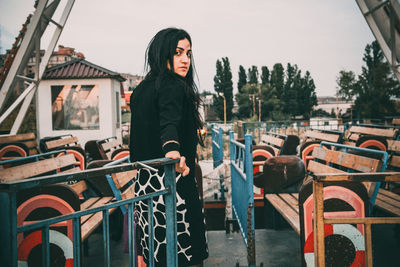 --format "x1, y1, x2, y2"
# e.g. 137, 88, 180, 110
270, 63, 285, 98
261, 66, 270, 85
238, 65, 247, 93
336, 41, 400, 119
235, 82, 281, 121
282, 63, 298, 116
213, 59, 224, 120
222, 57, 234, 121
296, 71, 317, 119
336, 70, 356, 101
213, 57, 234, 121
248, 65, 259, 84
